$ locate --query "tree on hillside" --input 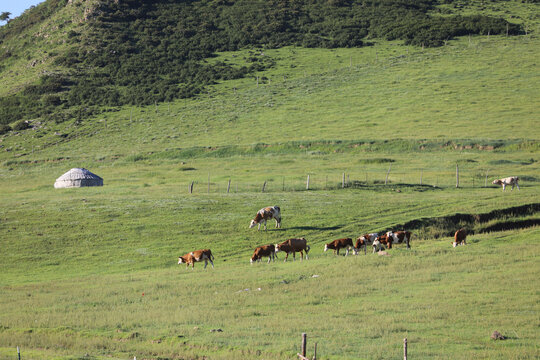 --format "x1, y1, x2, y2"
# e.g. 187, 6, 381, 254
0, 11, 11, 24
